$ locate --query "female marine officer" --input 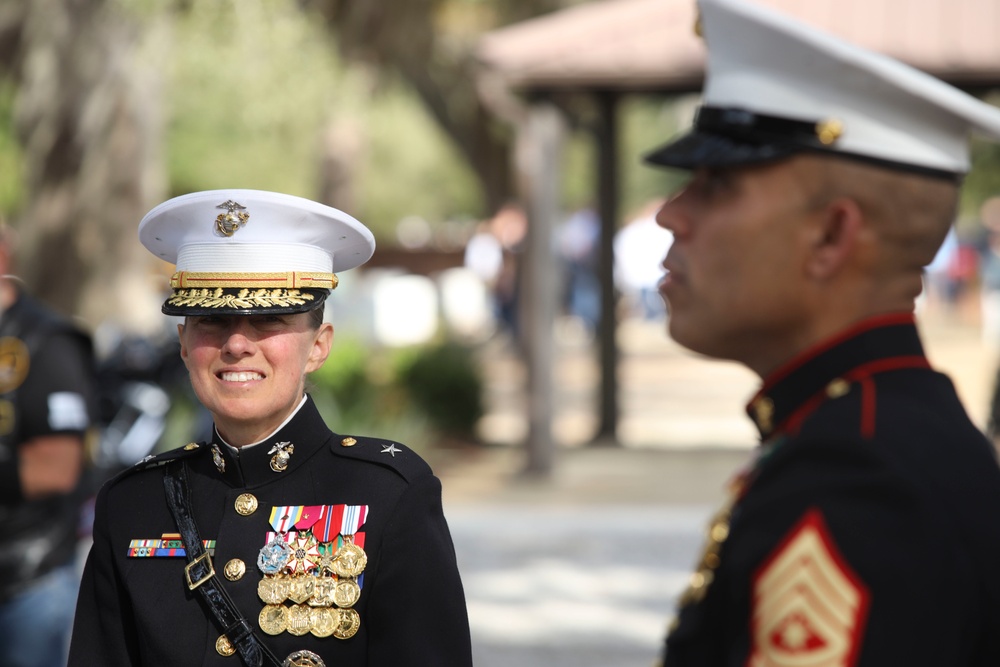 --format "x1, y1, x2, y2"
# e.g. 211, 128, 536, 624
69, 190, 473, 667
